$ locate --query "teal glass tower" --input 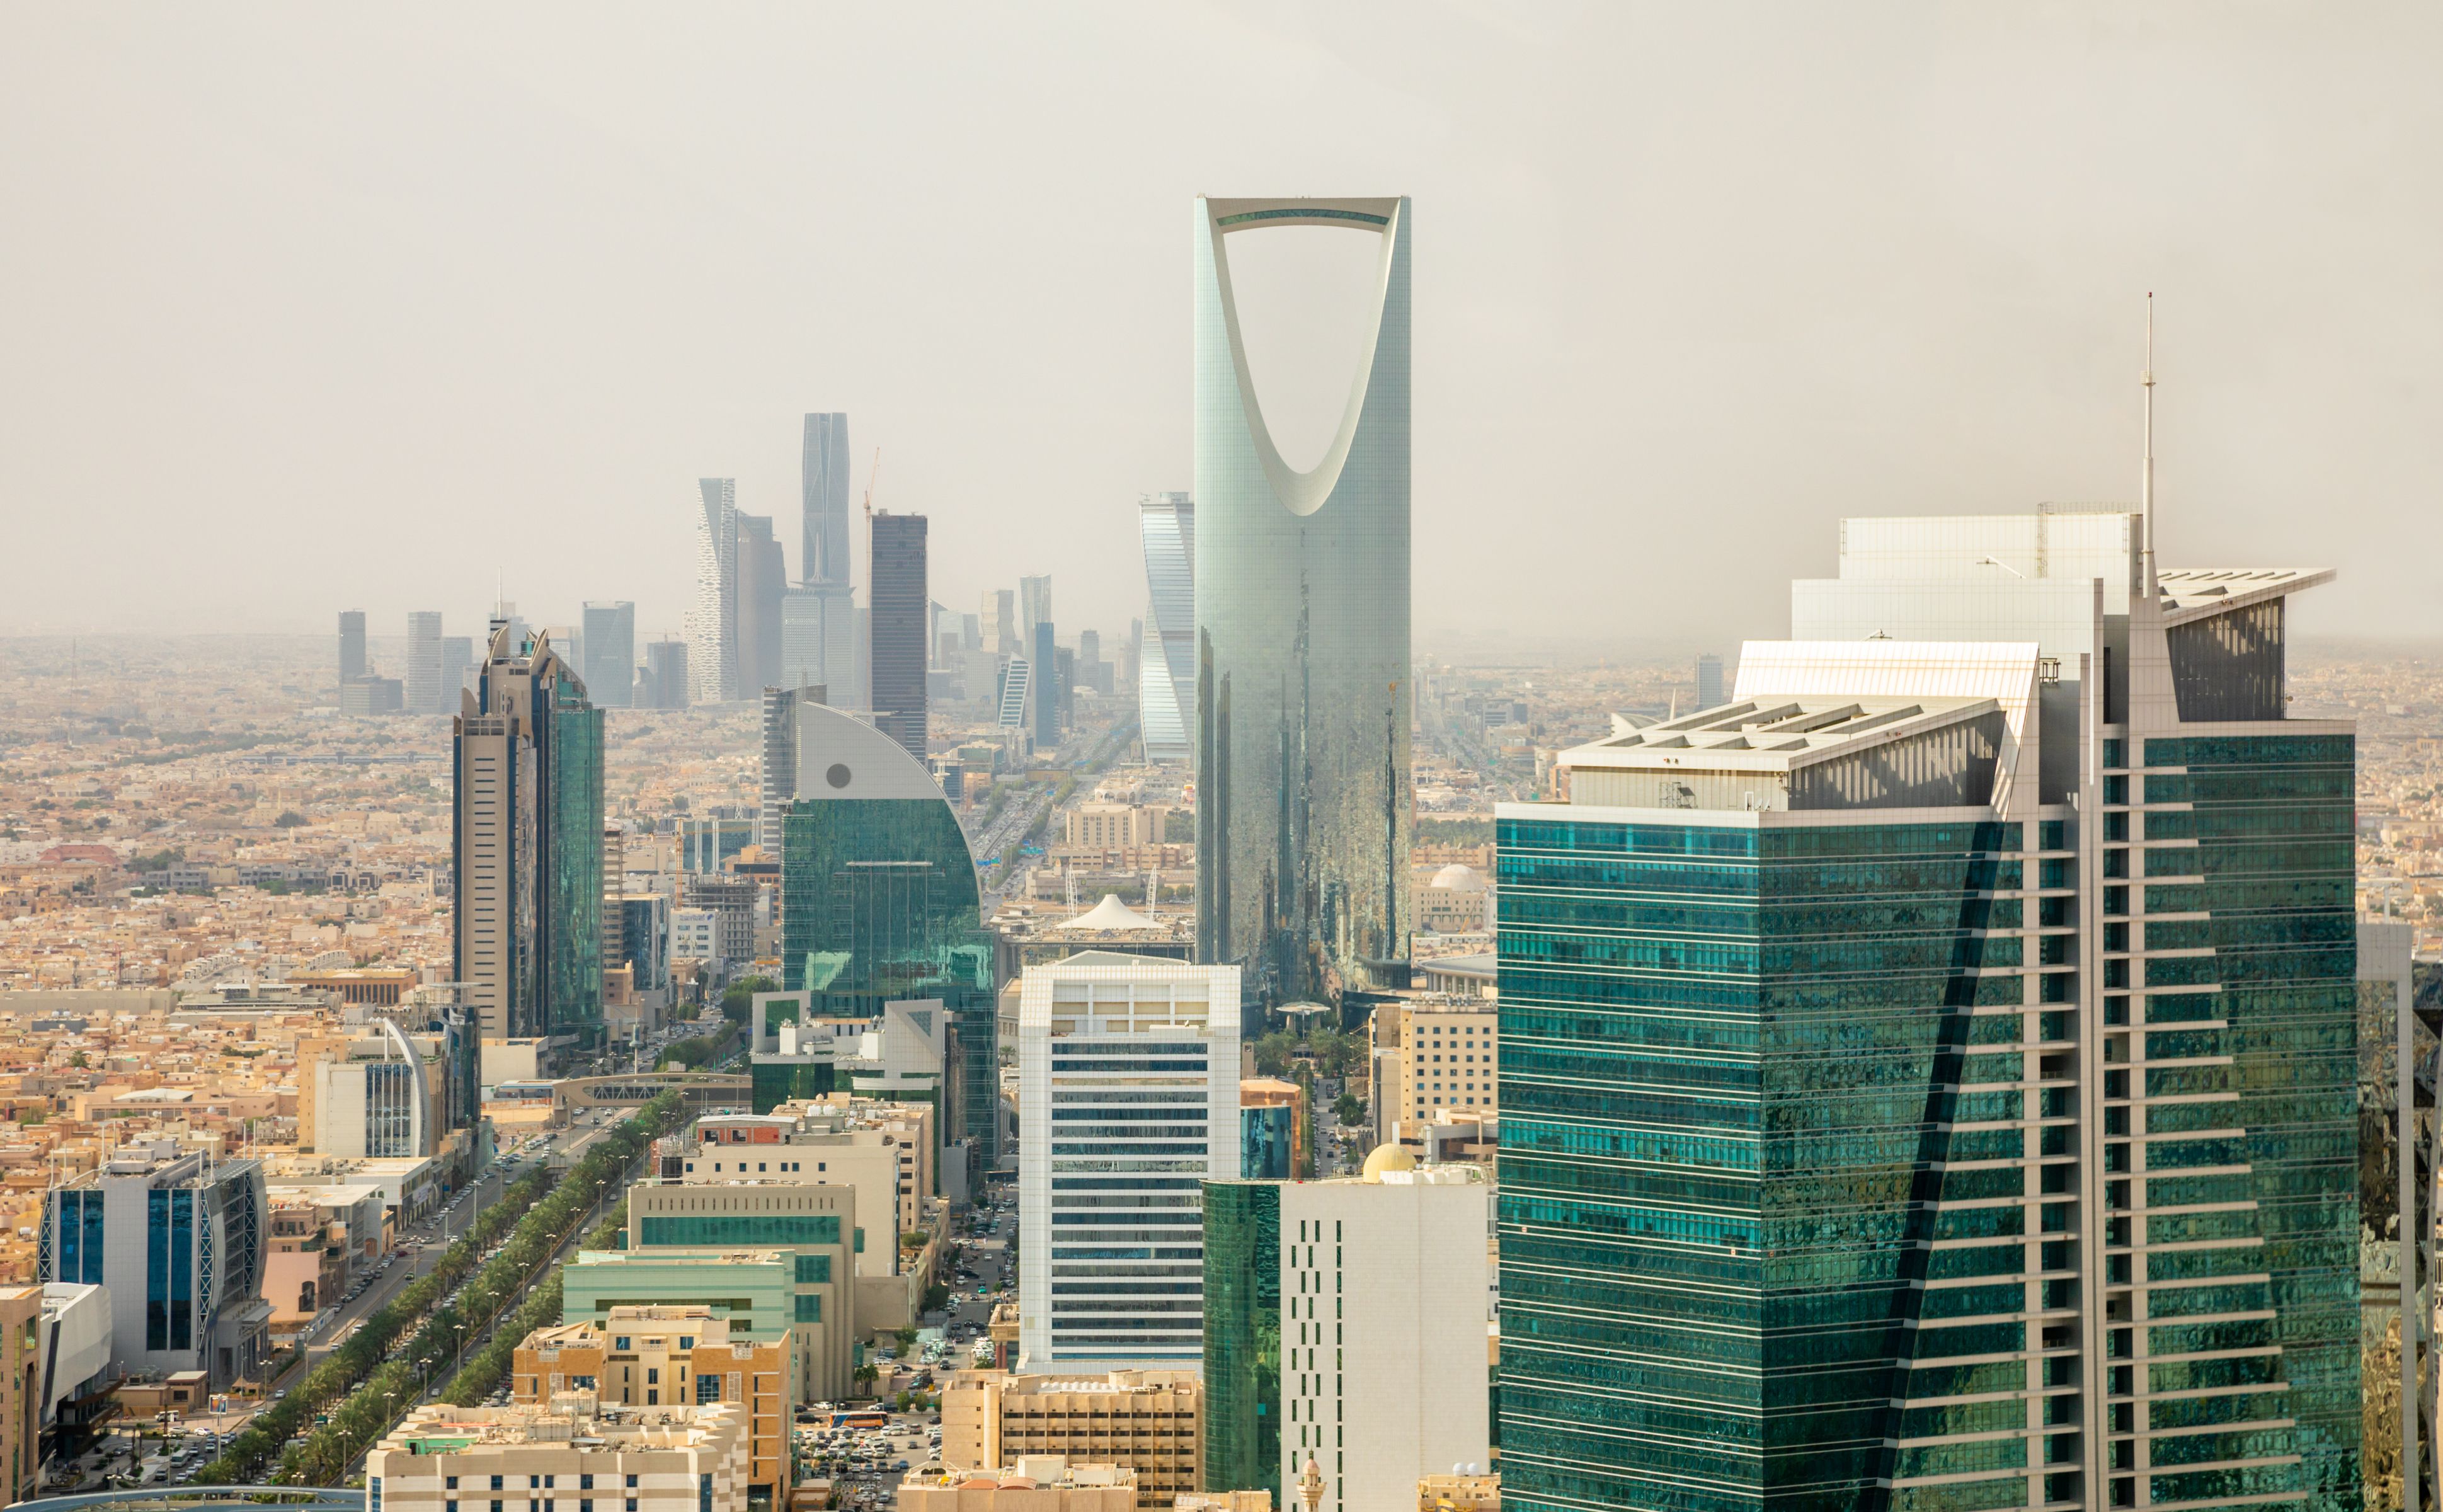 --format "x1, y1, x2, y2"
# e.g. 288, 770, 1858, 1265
775, 702, 996, 1164
1499, 508, 2357, 1512
1203, 1179, 1283, 1507
1193, 195, 1411, 1002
